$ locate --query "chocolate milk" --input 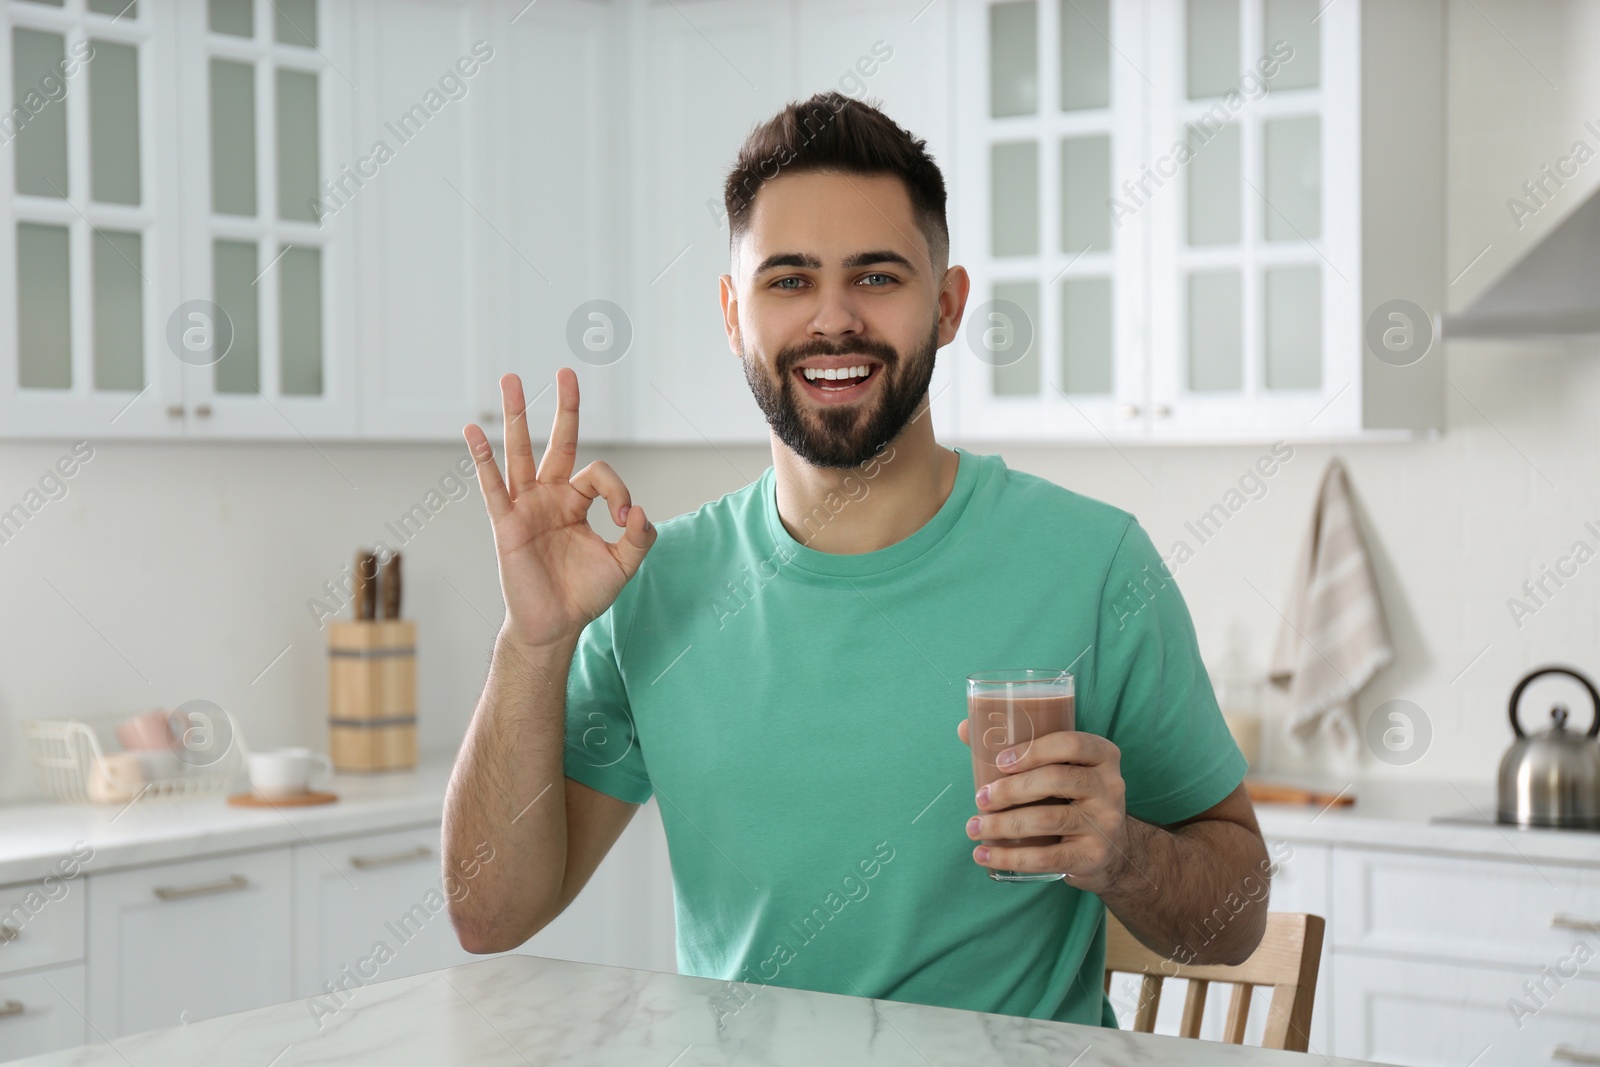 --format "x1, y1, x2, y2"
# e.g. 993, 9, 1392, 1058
968, 687, 1075, 848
